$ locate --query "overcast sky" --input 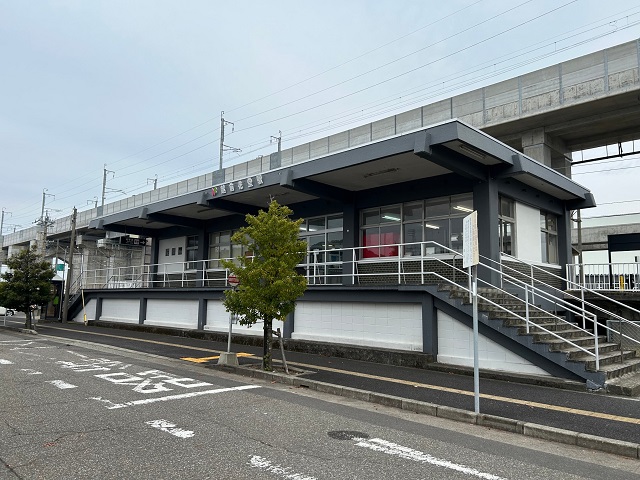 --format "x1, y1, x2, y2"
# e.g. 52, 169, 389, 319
1, 0, 640, 233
